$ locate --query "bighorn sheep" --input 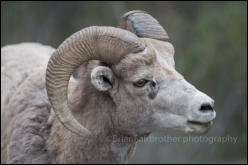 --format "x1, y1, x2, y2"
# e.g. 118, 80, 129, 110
1, 11, 216, 164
